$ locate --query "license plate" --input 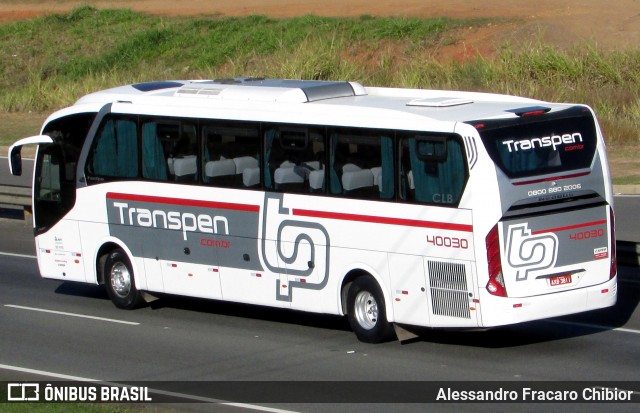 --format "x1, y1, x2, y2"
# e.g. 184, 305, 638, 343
549, 274, 572, 286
